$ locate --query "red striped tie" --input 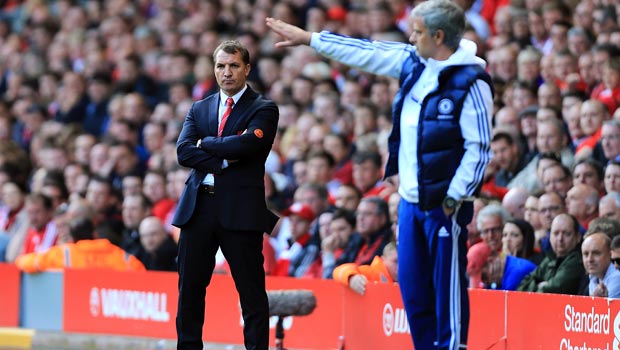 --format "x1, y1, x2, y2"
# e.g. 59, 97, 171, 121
218, 97, 234, 136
